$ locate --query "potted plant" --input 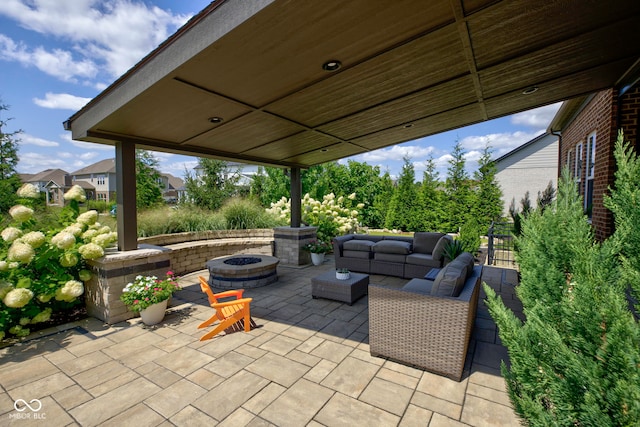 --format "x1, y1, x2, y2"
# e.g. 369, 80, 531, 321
303, 240, 331, 265
336, 268, 350, 280
442, 239, 464, 264
120, 271, 180, 325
